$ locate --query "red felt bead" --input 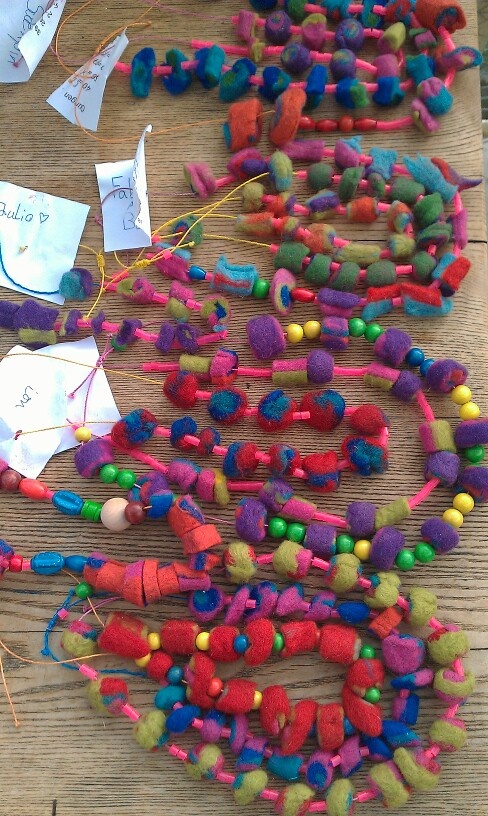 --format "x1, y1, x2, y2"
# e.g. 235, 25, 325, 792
302, 452, 340, 494
243, 619, 275, 666
342, 684, 383, 737
208, 625, 240, 662
160, 620, 201, 655
124, 501, 146, 525
281, 699, 318, 754
367, 284, 401, 302
346, 658, 385, 696
315, 119, 339, 132
215, 678, 257, 714
145, 651, 174, 684
355, 118, 377, 131
281, 621, 318, 658
298, 115, 316, 131
0, 469, 22, 491
163, 370, 199, 409
291, 288, 316, 303
8, 554, 23, 572
400, 282, 442, 306
367, 606, 403, 639
349, 404, 389, 435
319, 624, 361, 666
186, 652, 216, 708
316, 703, 344, 752
338, 115, 354, 132
260, 685, 291, 737
98, 612, 149, 660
